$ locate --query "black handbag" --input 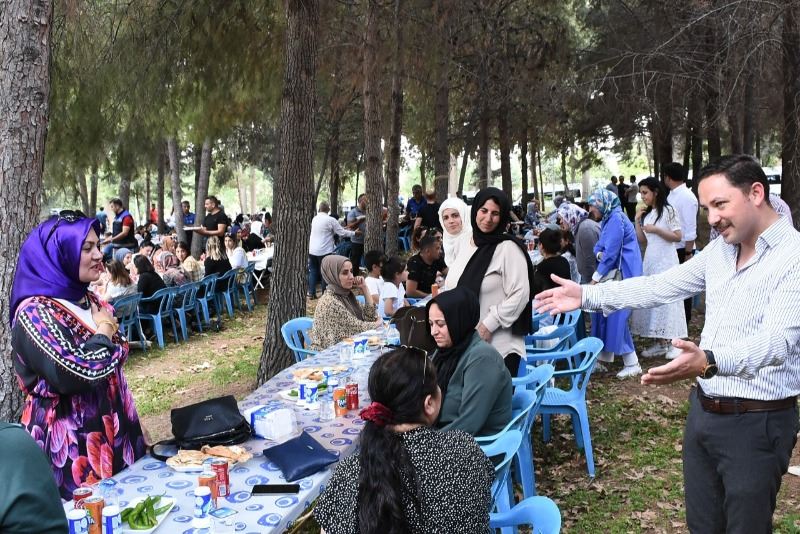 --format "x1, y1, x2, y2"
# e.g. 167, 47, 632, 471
390, 305, 437, 353
151, 396, 252, 459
